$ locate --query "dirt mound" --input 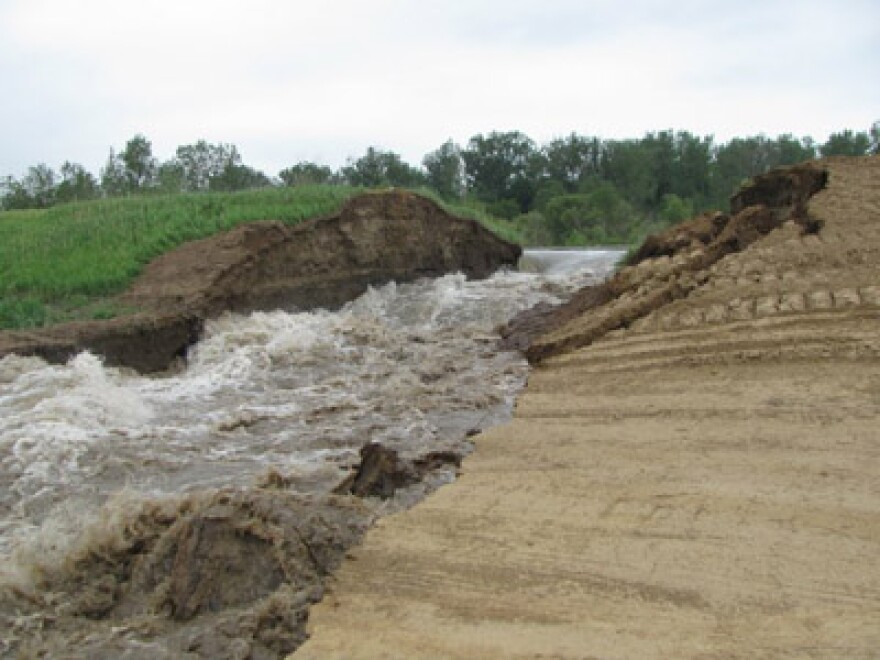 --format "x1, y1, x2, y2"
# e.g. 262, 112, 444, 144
0, 190, 520, 372
124, 190, 520, 318
500, 161, 833, 361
